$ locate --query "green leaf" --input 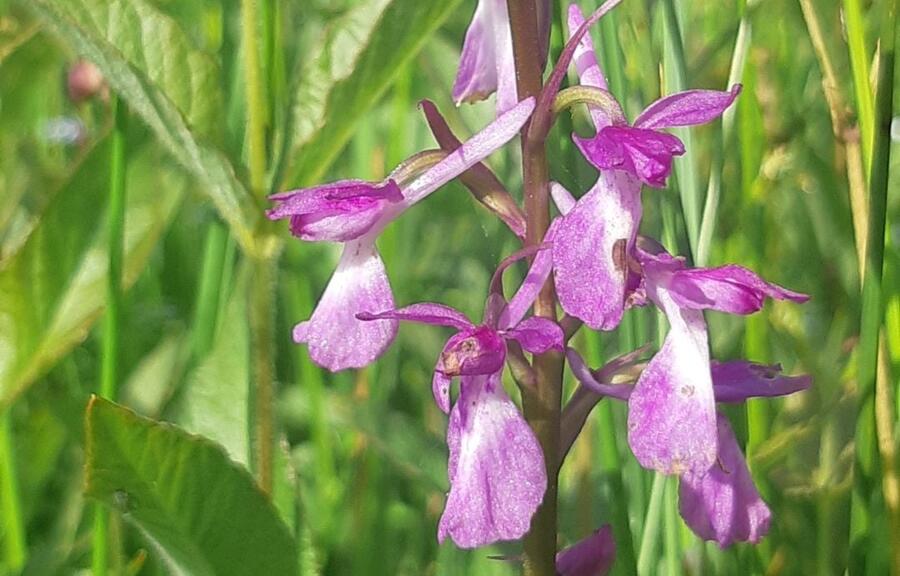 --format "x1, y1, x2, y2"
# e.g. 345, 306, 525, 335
85, 396, 298, 576
280, 0, 465, 186
30, 0, 260, 251
0, 142, 185, 408
179, 266, 250, 465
